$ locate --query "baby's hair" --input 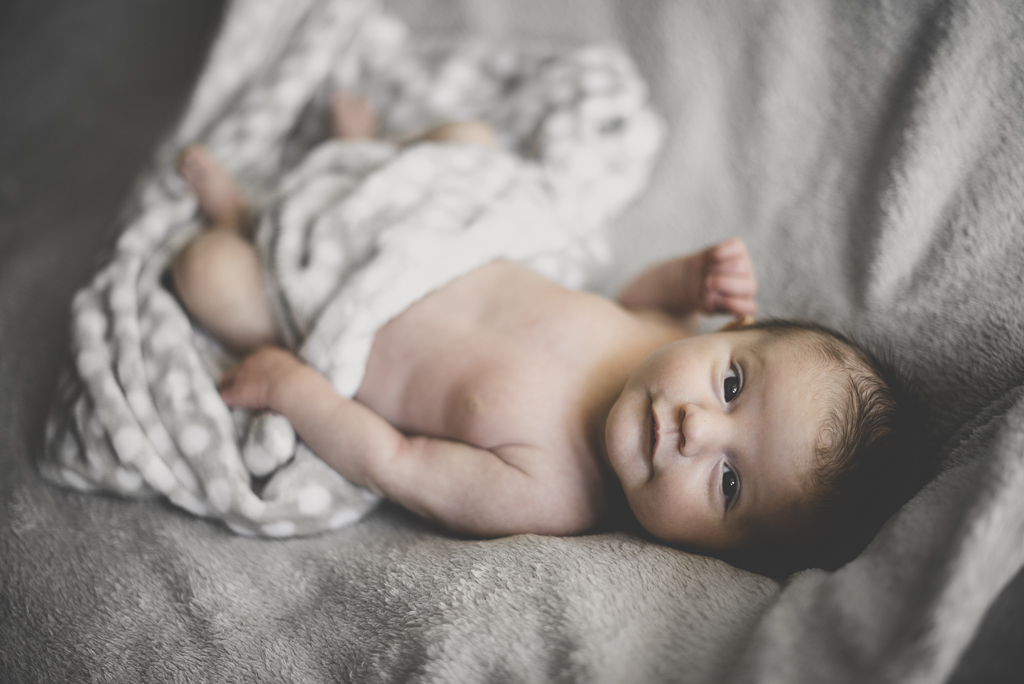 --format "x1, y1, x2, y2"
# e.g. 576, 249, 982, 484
726, 319, 927, 575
